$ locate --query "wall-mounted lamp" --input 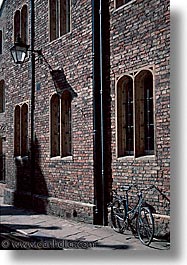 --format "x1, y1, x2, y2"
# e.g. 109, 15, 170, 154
10, 35, 30, 65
